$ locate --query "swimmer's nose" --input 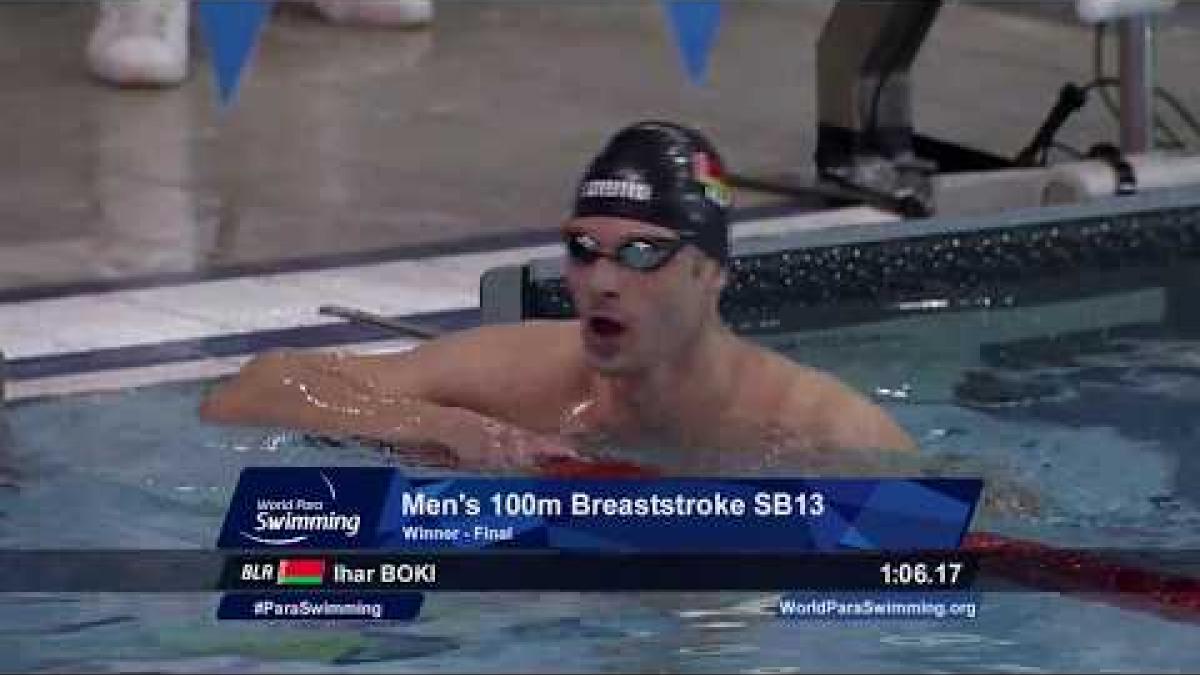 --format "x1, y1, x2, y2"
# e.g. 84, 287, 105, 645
581, 256, 623, 298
